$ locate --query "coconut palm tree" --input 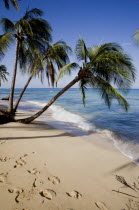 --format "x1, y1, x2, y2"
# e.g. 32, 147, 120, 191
3, 0, 19, 10
13, 40, 71, 113
0, 8, 52, 114
17, 39, 135, 124
0, 65, 9, 86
